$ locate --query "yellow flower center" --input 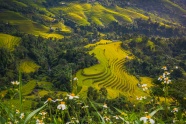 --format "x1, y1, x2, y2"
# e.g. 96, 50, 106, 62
165, 78, 169, 81
47, 98, 52, 101
71, 93, 75, 96
61, 101, 65, 104
146, 115, 151, 119
173, 108, 177, 111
